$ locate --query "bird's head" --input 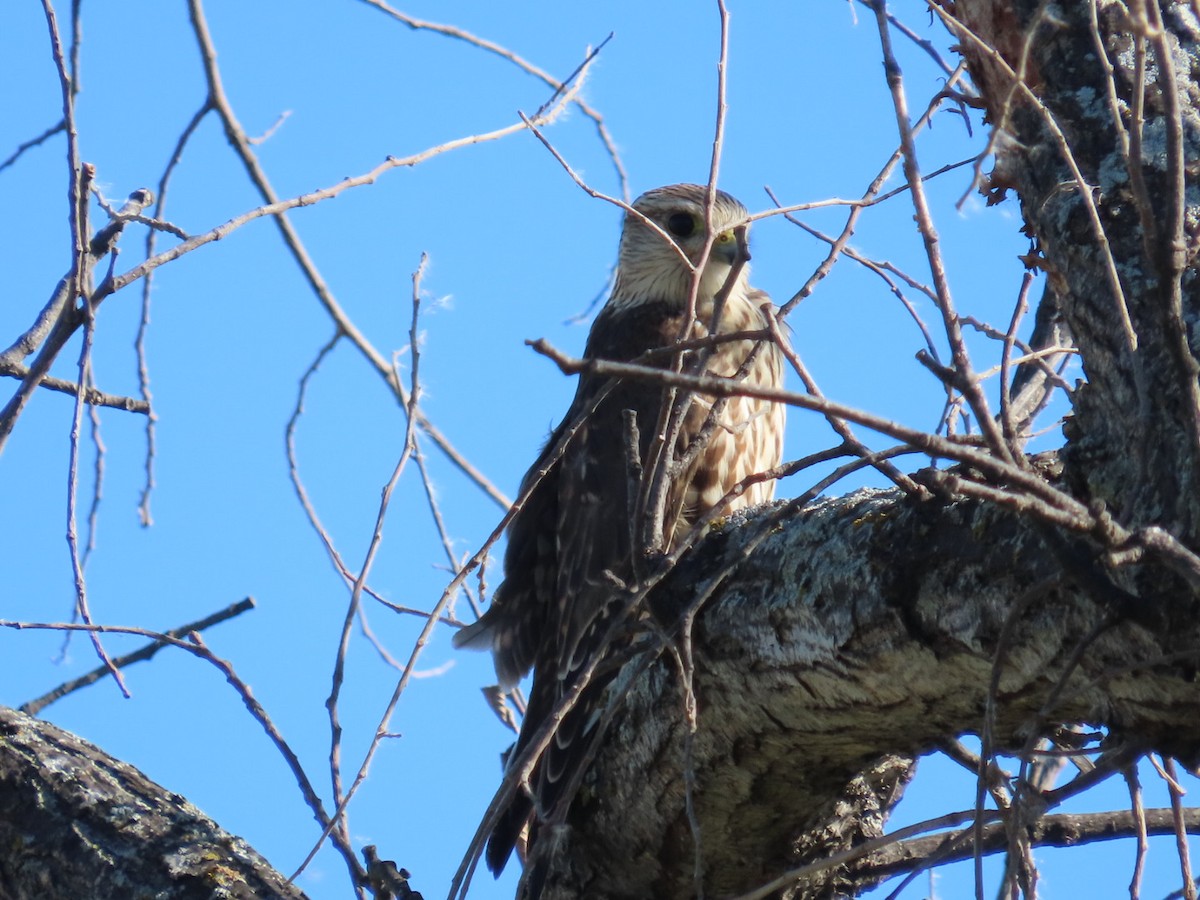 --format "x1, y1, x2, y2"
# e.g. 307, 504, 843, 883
611, 183, 752, 311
